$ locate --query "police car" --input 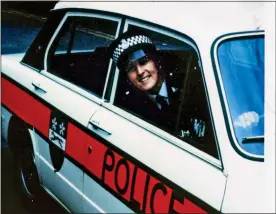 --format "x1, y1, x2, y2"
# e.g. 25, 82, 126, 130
1, 1, 272, 213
